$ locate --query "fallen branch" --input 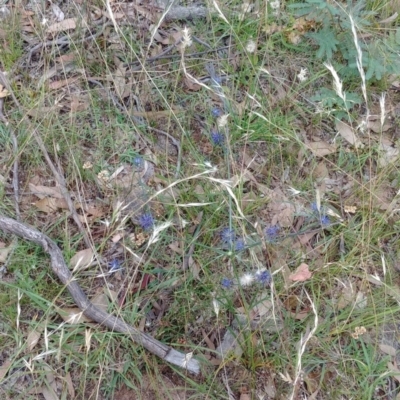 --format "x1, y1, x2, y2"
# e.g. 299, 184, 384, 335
0, 215, 200, 374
